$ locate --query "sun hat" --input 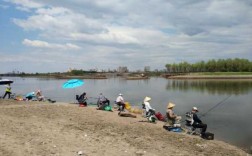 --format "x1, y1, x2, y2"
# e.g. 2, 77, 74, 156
167, 102, 176, 109
192, 107, 198, 111
144, 96, 151, 102
119, 93, 123, 96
